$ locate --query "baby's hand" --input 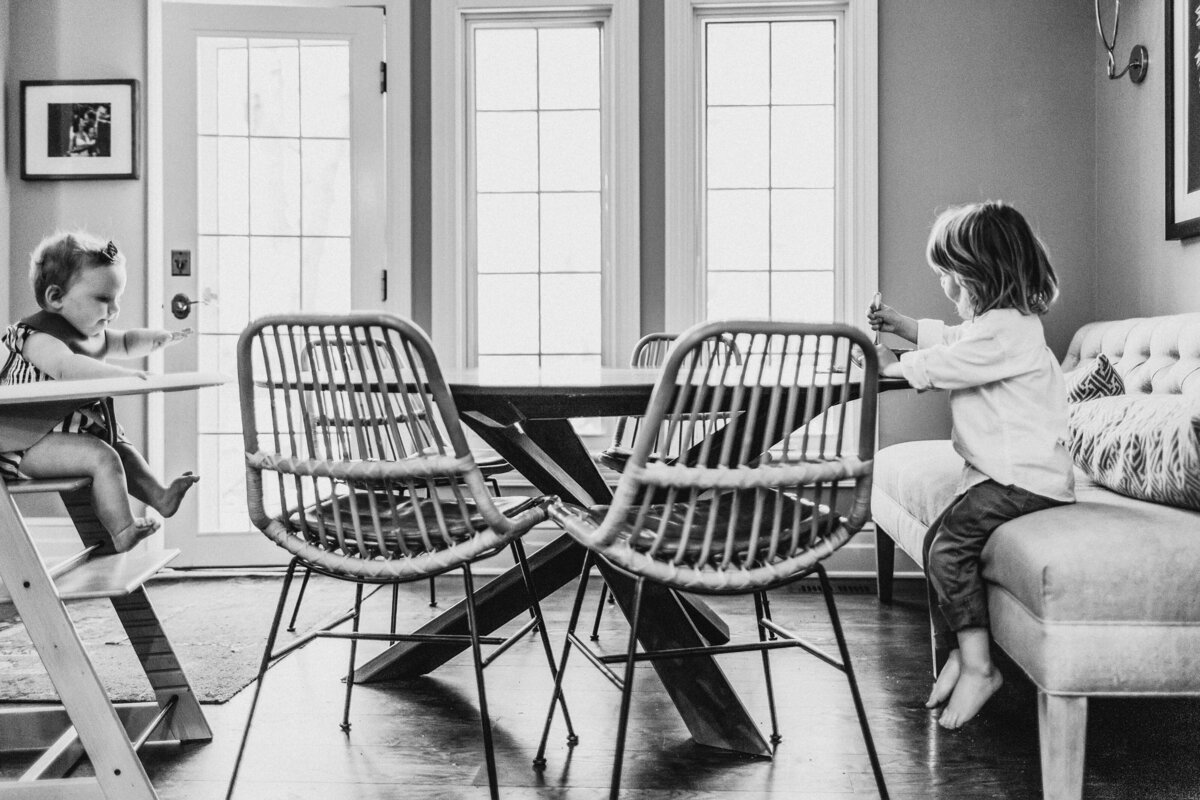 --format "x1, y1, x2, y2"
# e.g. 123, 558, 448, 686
152, 328, 194, 349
